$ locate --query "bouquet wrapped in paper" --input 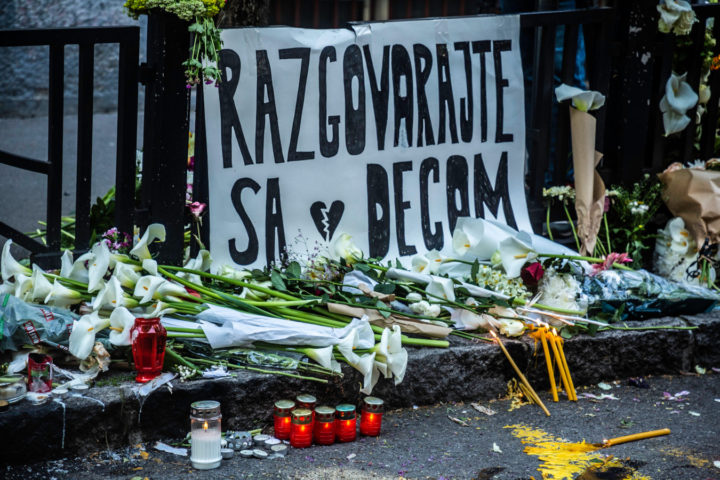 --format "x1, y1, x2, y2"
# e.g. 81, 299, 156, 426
658, 160, 720, 248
